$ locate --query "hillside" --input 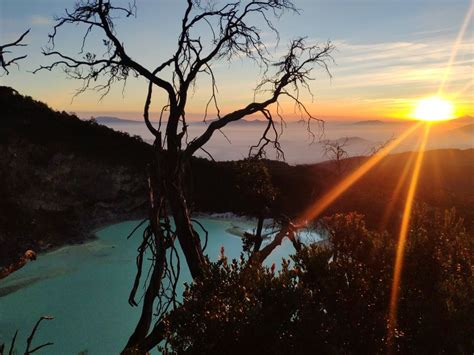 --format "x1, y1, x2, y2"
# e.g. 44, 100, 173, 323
192, 149, 474, 231
1, 87, 472, 275
94, 116, 143, 124
450, 123, 474, 136
0, 87, 151, 270
324, 149, 474, 229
